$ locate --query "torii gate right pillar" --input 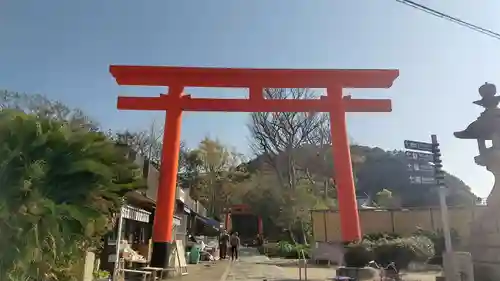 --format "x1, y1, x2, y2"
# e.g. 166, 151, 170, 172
328, 85, 361, 240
